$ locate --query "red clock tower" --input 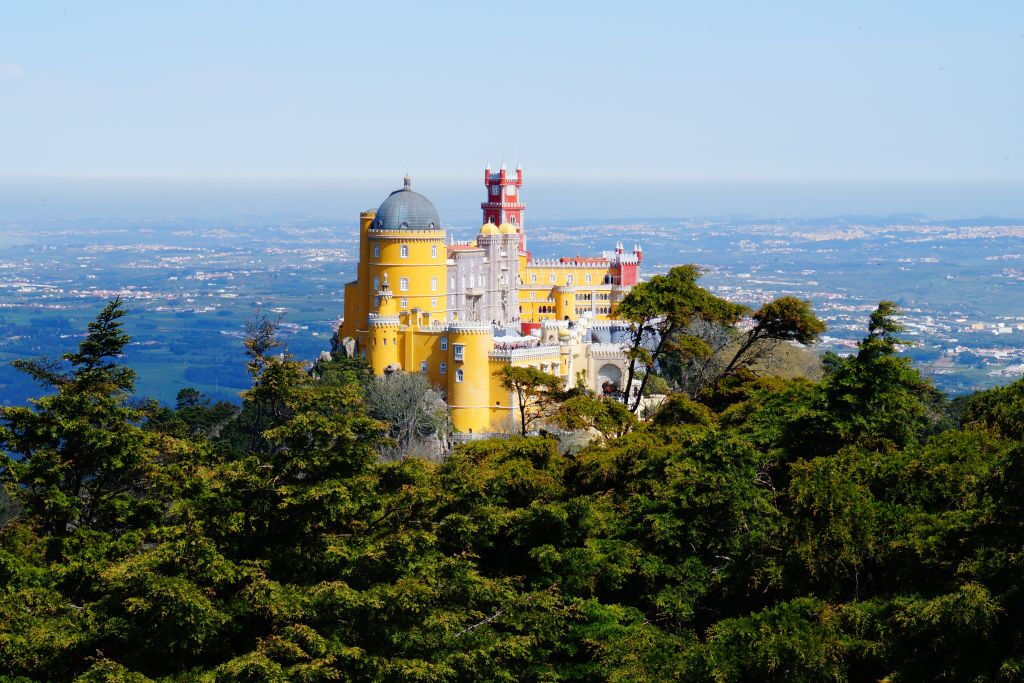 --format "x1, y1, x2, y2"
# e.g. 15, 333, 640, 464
482, 162, 526, 252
